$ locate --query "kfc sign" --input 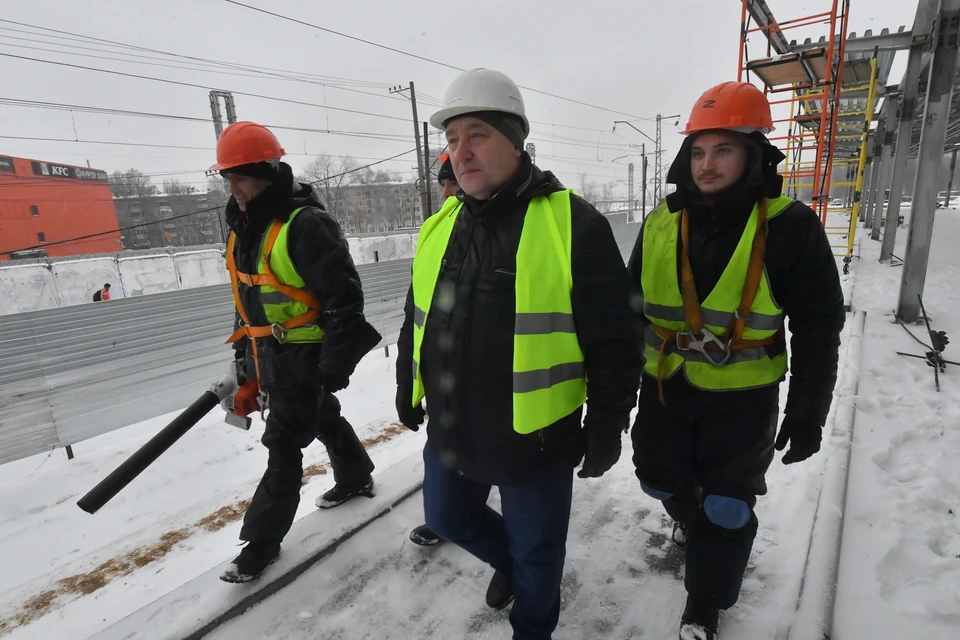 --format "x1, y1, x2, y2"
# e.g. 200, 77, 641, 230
31, 161, 108, 182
